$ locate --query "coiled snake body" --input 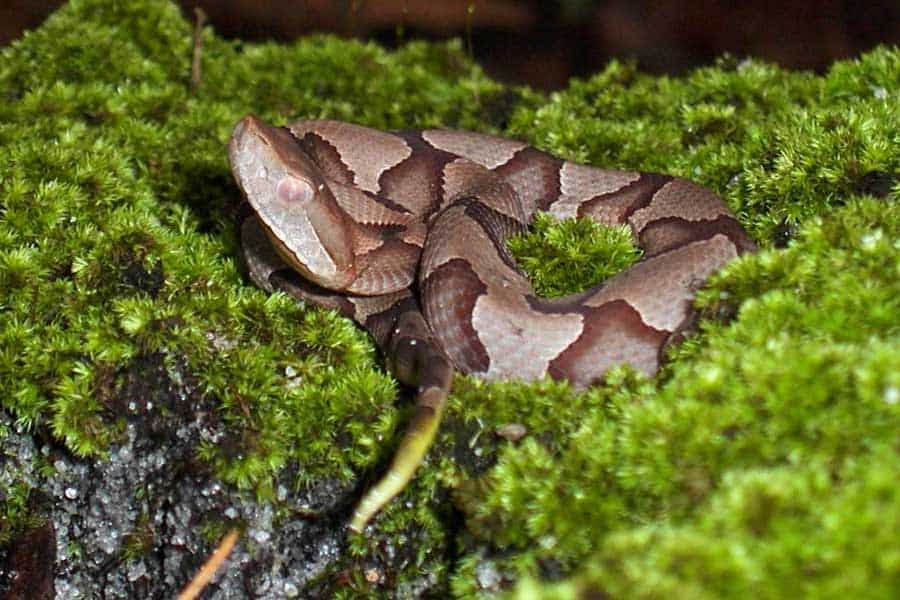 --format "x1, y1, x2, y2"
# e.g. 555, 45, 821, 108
228, 116, 755, 531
